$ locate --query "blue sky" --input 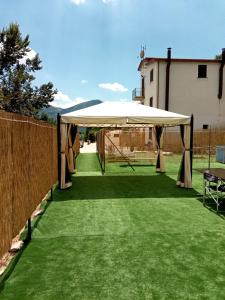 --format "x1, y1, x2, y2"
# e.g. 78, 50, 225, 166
0, 0, 225, 108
